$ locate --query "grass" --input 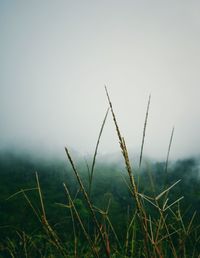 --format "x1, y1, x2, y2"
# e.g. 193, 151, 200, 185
1, 88, 200, 257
